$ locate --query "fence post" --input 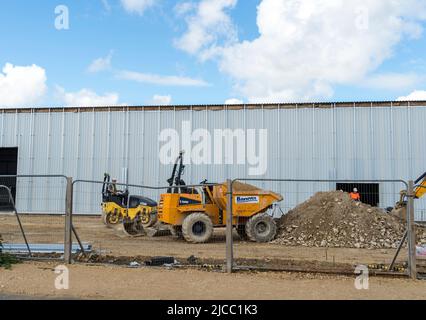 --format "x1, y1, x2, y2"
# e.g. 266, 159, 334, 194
64, 177, 73, 264
226, 179, 233, 274
407, 180, 417, 279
